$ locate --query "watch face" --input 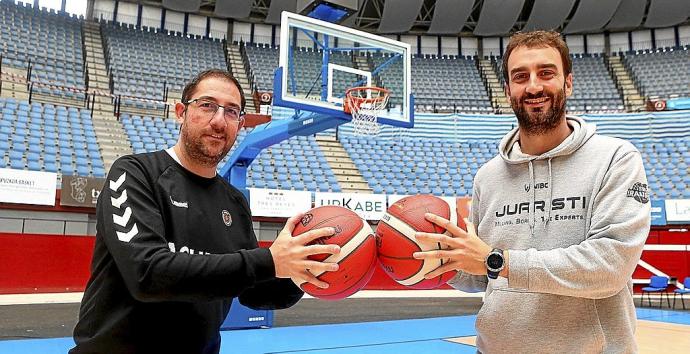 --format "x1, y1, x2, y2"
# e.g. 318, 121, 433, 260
487, 253, 503, 269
